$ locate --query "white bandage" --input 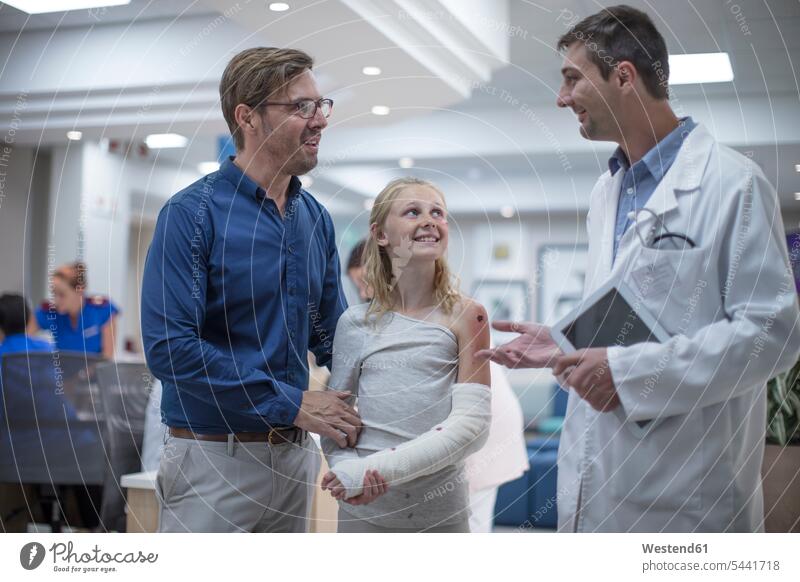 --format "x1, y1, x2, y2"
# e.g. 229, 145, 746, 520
330, 382, 491, 499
